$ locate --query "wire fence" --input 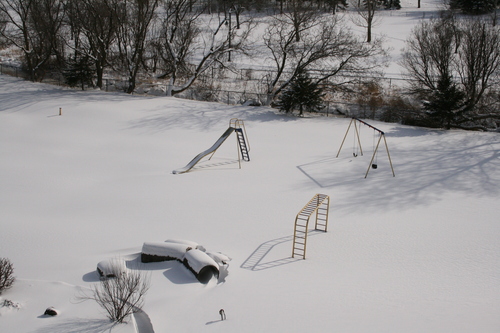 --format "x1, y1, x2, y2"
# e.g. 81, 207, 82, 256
0, 63, 22, 78
1, 61, 416, 119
